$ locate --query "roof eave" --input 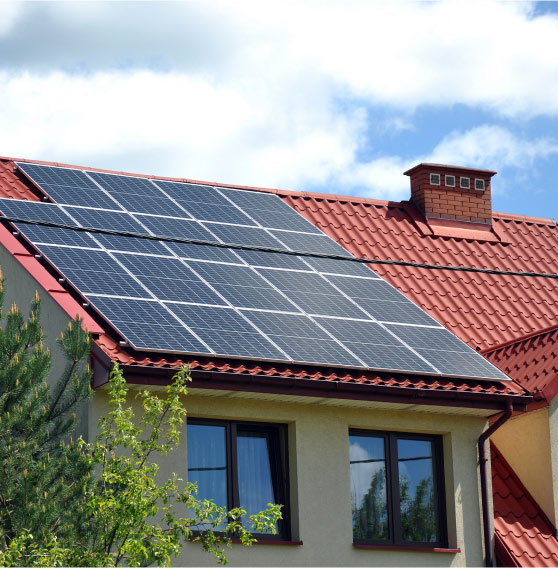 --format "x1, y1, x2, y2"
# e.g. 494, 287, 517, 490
105, 363, 532, 413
